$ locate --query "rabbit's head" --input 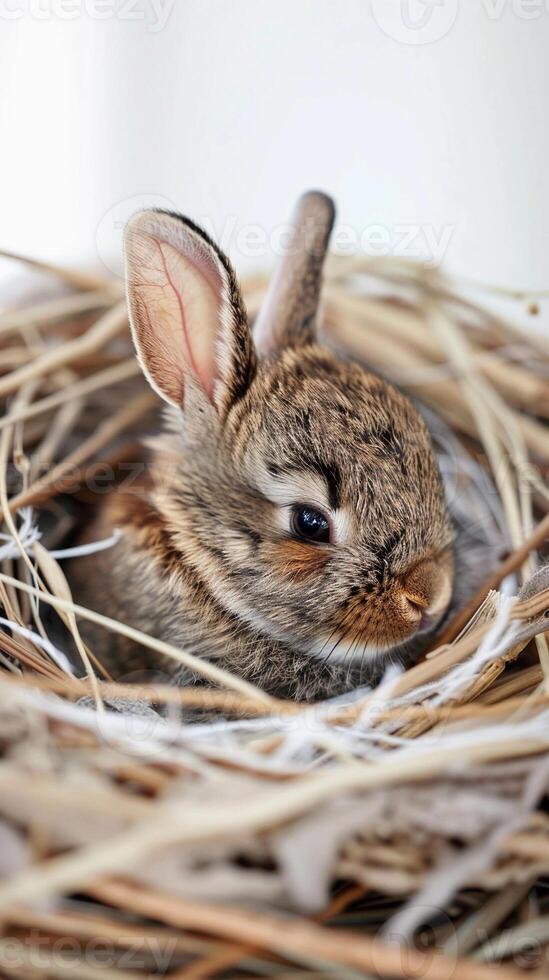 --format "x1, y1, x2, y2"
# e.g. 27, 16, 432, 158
124, 193, 454, 666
